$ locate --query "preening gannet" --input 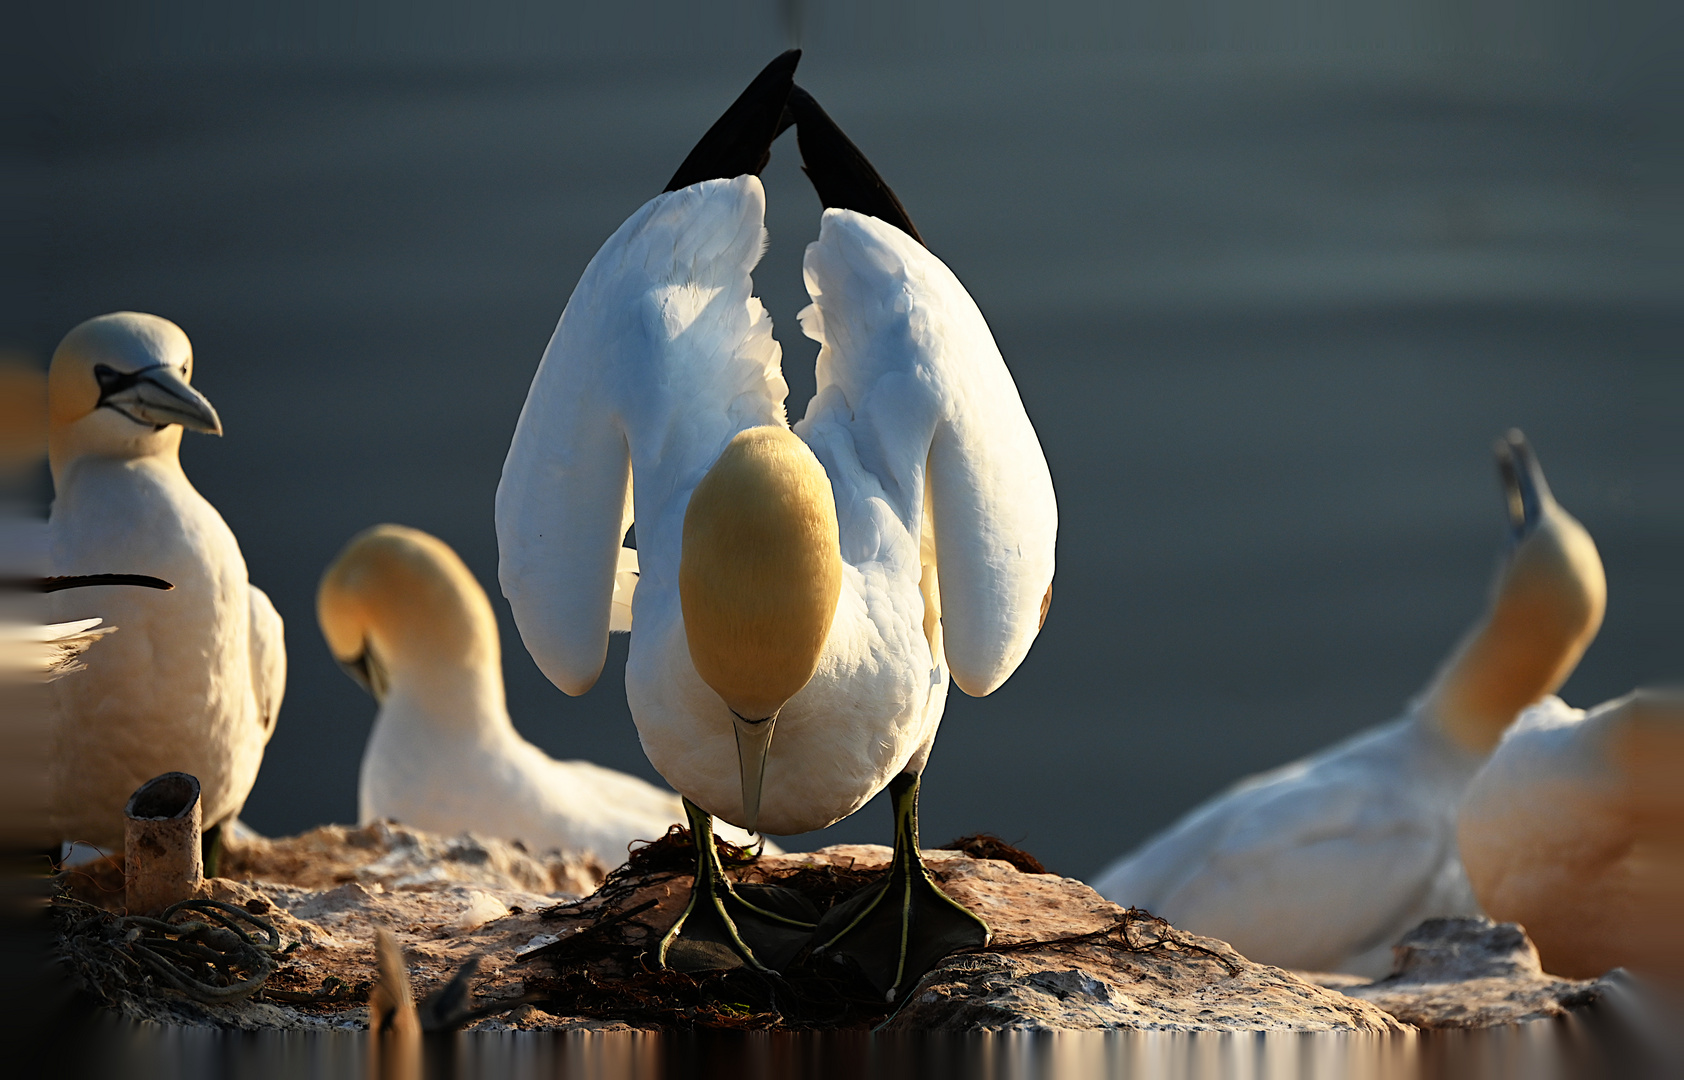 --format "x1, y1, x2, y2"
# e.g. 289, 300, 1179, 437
45, 312, 286, 855
1091, 432, 1606, 976
497, 53, 1056, 998
318, 523, 758, 867
1459, 690, 1684, 981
